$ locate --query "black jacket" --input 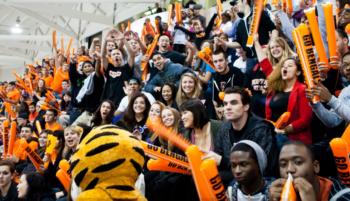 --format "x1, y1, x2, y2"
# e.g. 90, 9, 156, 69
214, 114, 278, 184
